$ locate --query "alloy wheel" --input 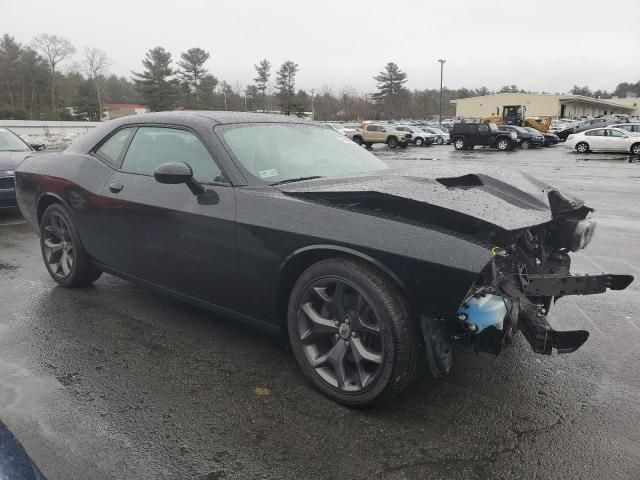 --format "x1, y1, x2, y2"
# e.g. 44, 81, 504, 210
296, 278, 384, 392
436, 137, 444, 145
454, 139, 465, 149
497, 140, 508, 150
631, 144, 640, 155
42, 212, 74, 279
